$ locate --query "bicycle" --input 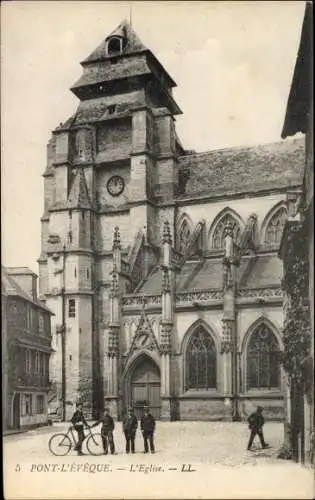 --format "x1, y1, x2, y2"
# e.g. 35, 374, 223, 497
48, 425, 104, 456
